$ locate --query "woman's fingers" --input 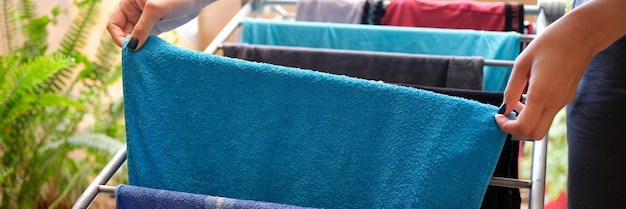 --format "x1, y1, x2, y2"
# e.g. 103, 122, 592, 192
107, 6, 131, 47
501, 53, 531, 114
127, 0, 164, 50
496, 99, 544, 140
